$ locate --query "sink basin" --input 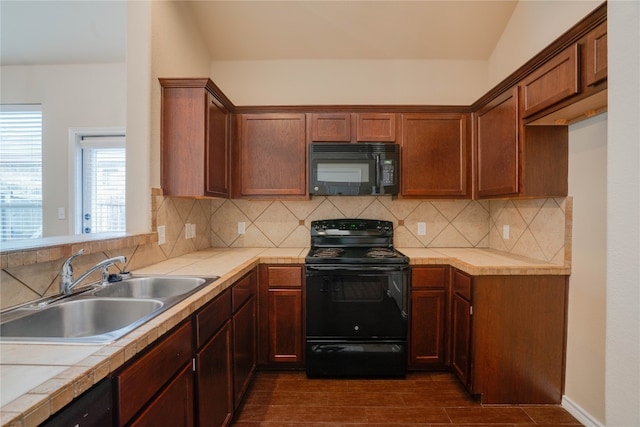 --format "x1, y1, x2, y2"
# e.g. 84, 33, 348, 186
0, 298, 163, 344
93, 276, 208, 299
